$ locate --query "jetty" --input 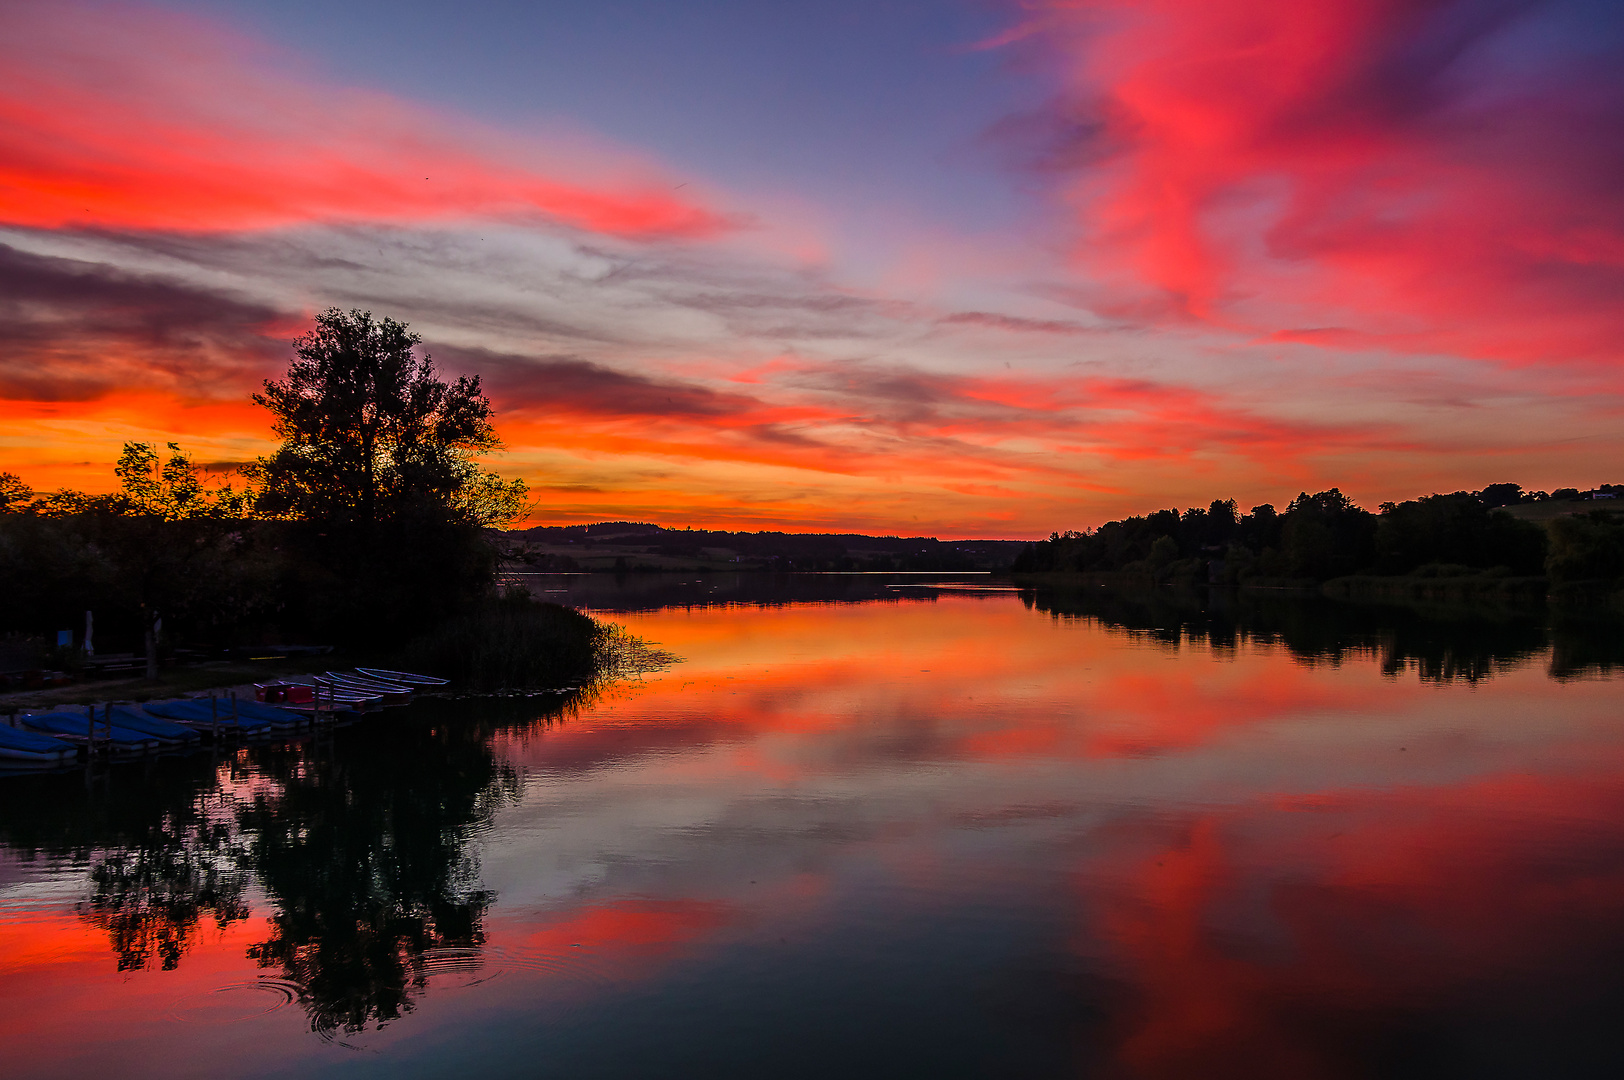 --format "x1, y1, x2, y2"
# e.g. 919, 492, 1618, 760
0, 668, 448, 773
